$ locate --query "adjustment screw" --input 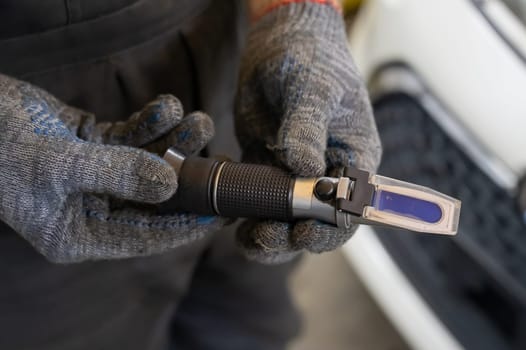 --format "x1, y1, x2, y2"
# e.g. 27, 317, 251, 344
315, 179, 335, 201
